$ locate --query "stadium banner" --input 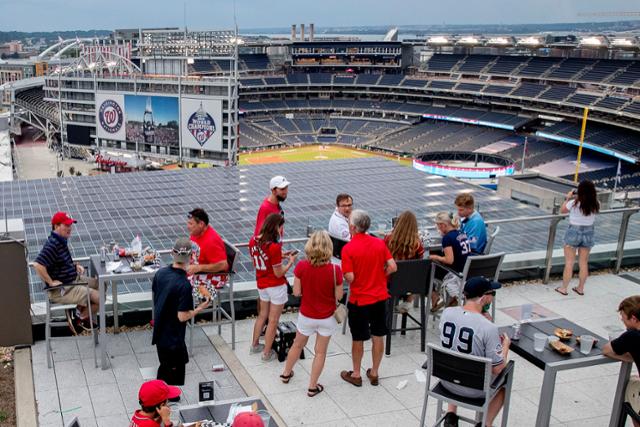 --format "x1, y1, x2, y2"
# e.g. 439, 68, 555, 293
535, 131, 637, 164
422, 114, 514, 131
95, 92, 126, 142
180, 98, 223, 151
125, 95, 179, 148
413, 158, 515, 179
